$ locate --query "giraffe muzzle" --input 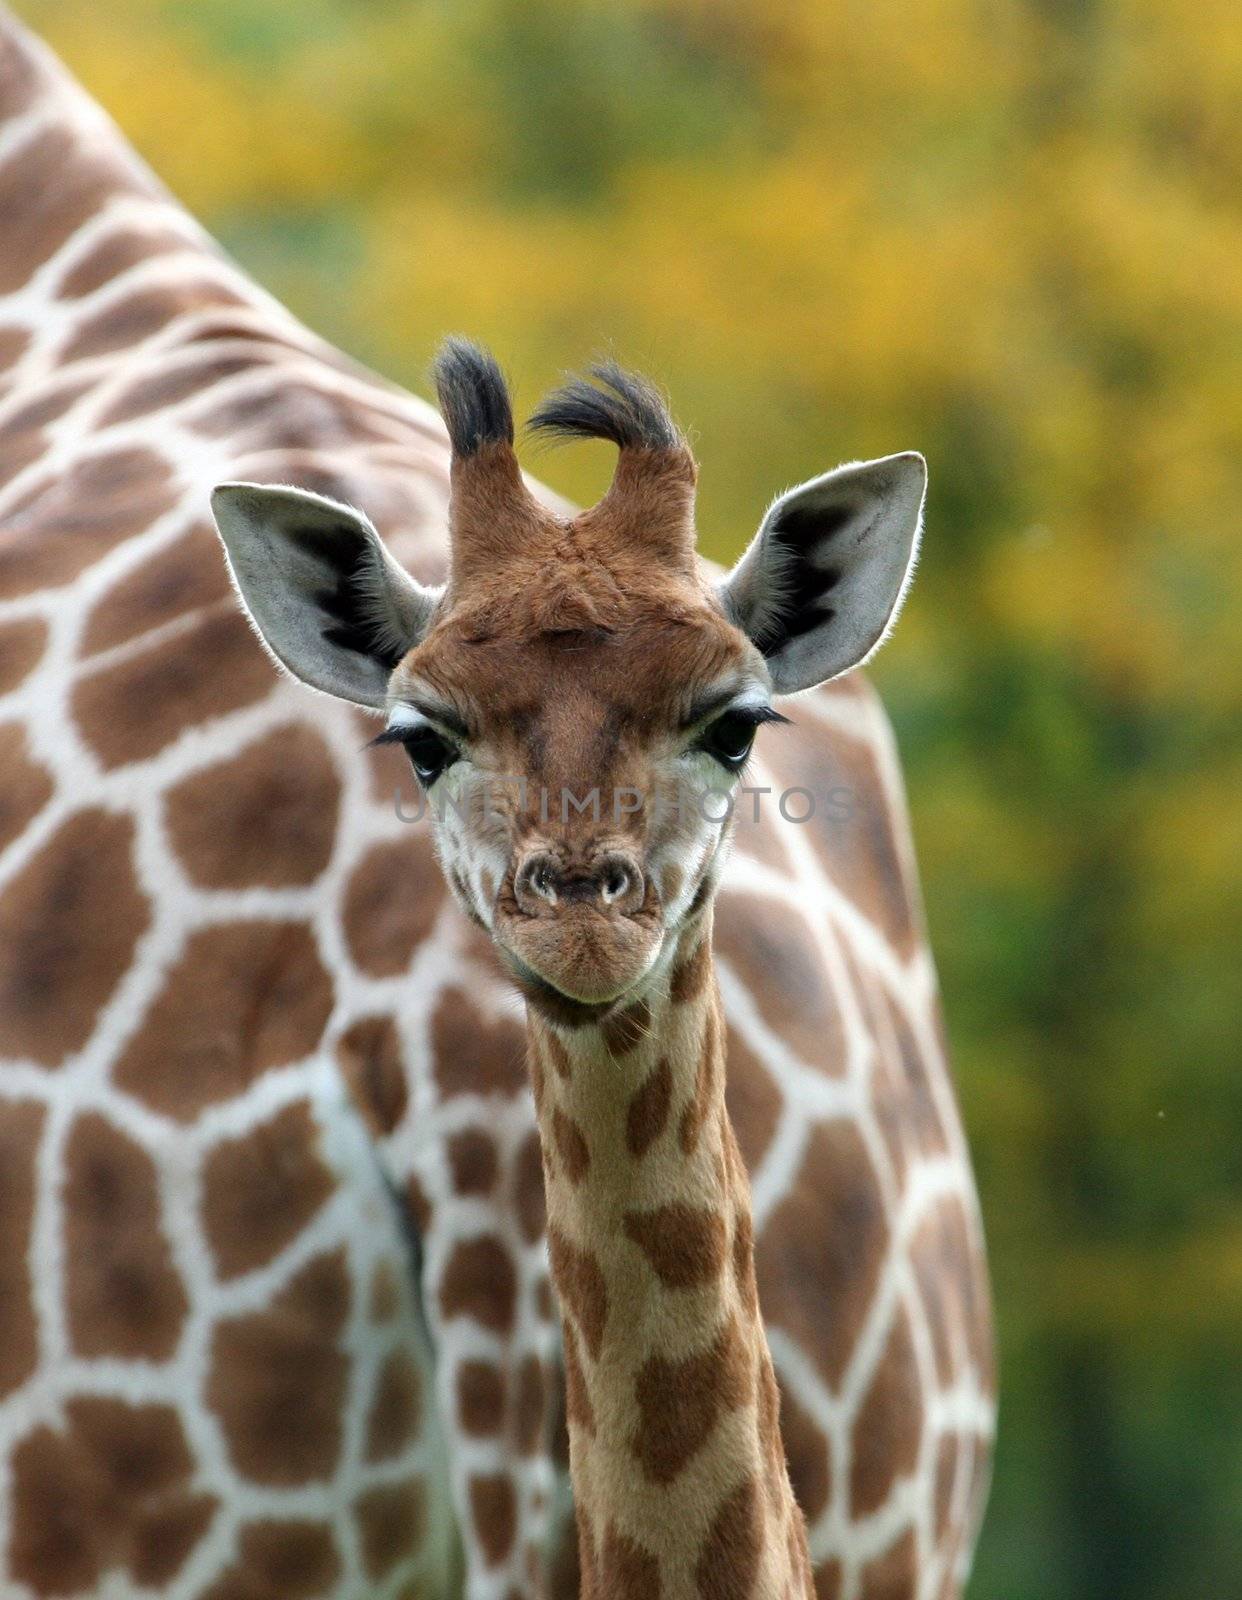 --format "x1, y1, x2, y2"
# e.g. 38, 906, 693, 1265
500, 845, 660, 1007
